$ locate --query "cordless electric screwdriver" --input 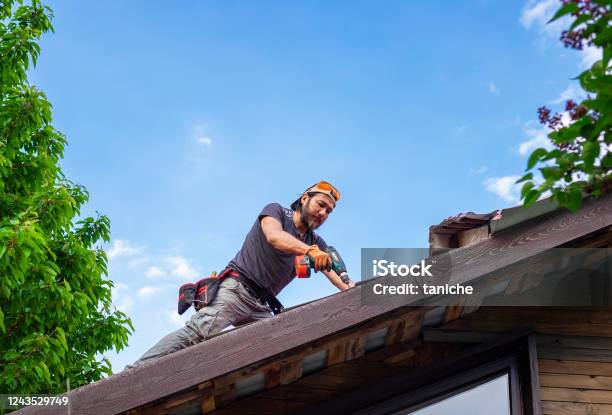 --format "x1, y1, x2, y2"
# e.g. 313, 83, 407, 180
295, 246, 351, 284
